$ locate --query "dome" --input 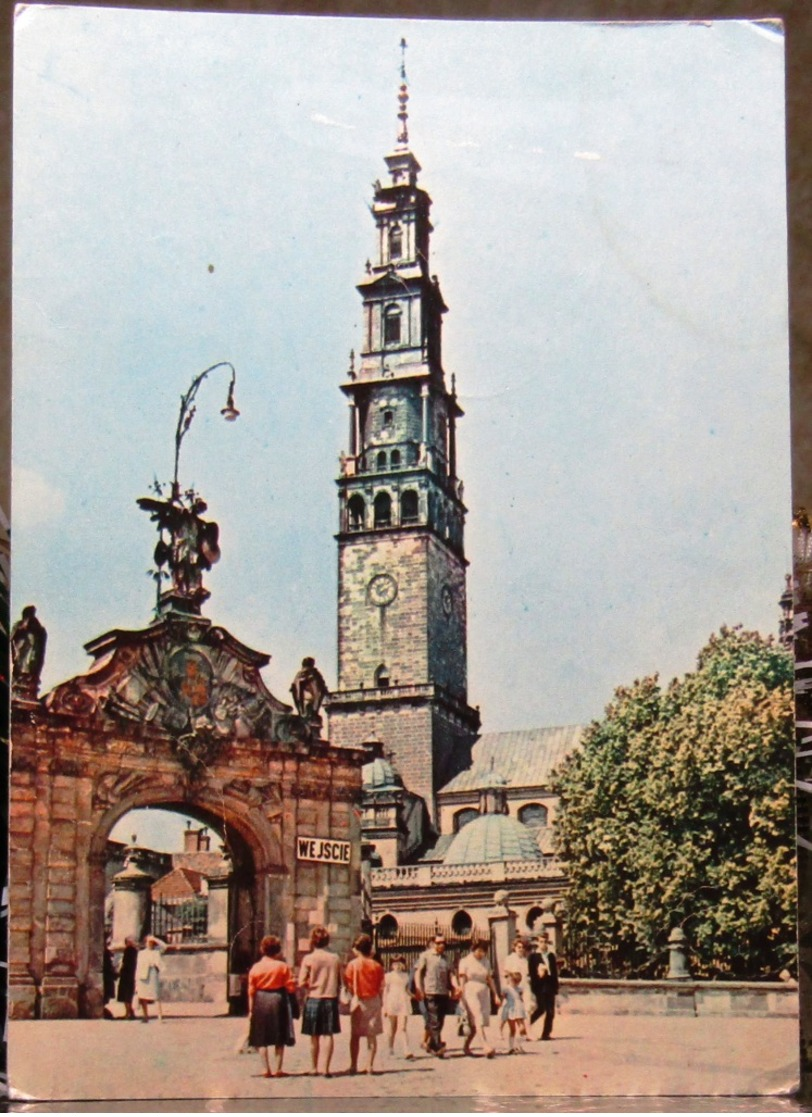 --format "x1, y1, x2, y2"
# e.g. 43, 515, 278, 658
443, 813, 542, 866
362, 756, 403, 791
